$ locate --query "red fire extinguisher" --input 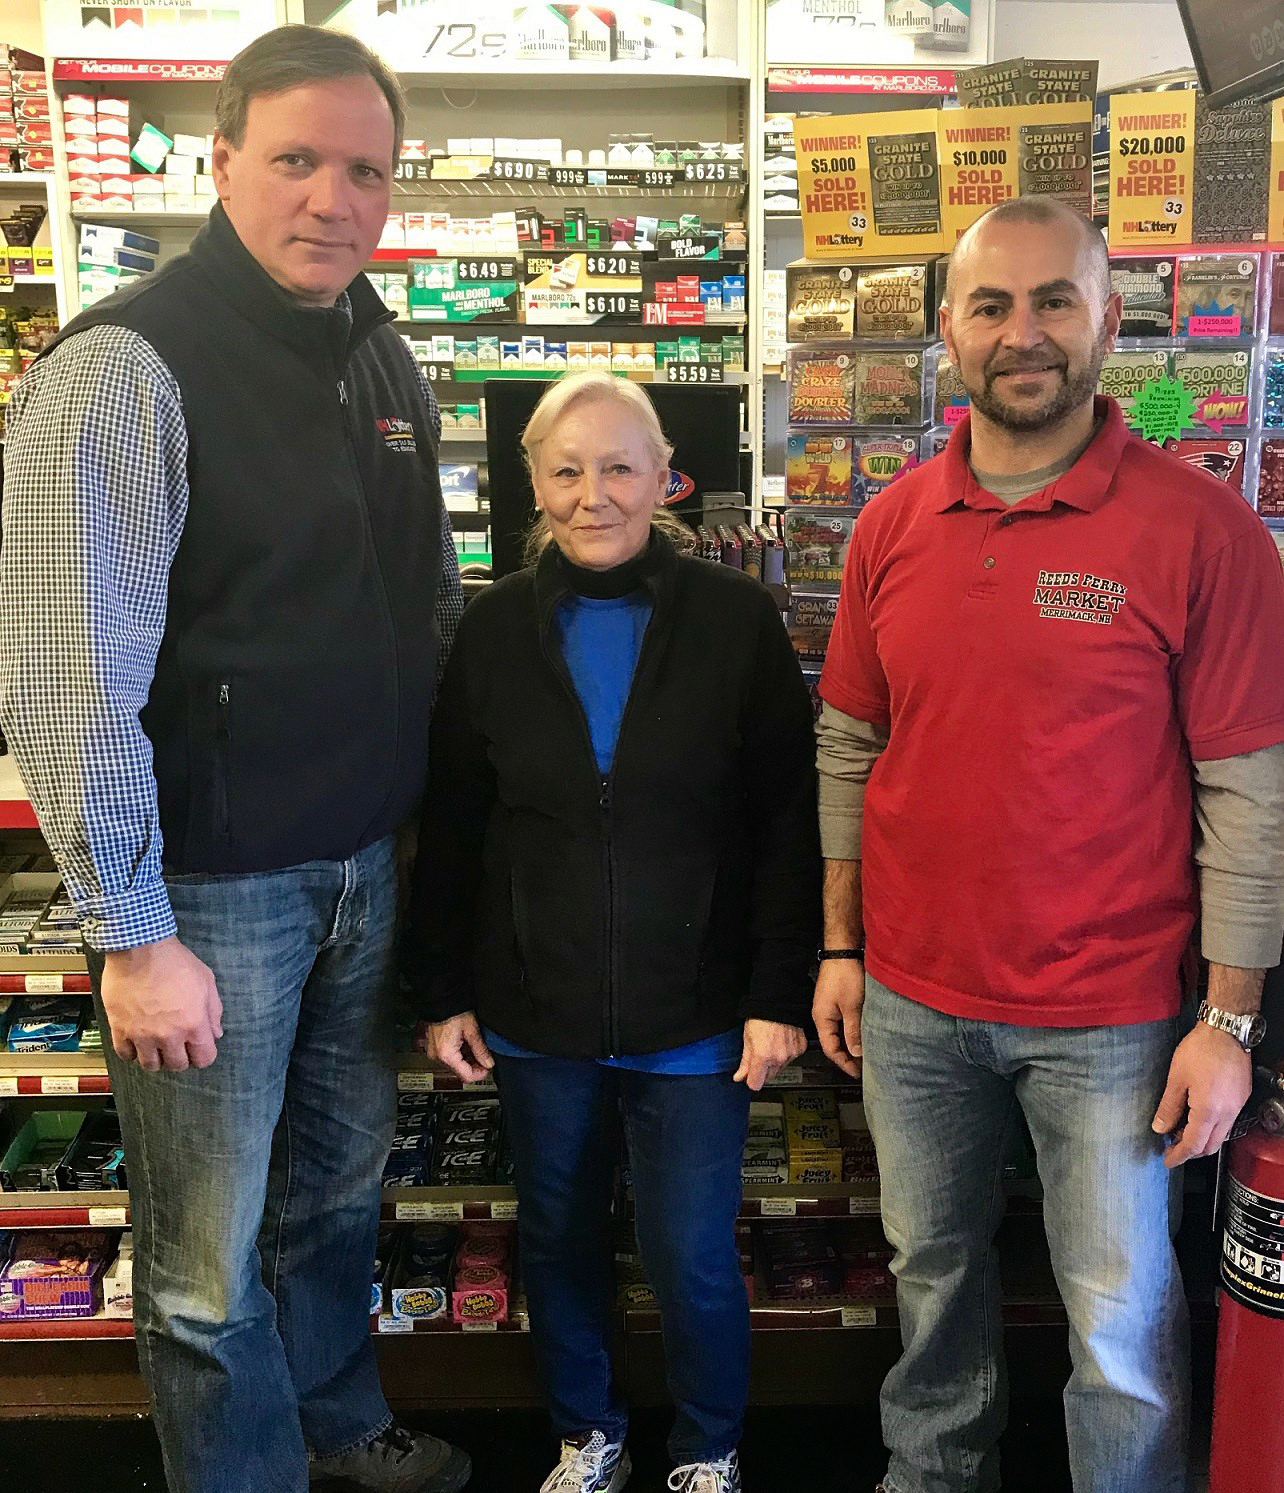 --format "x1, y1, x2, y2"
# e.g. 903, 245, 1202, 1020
1209, 1065, 1284, 1492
